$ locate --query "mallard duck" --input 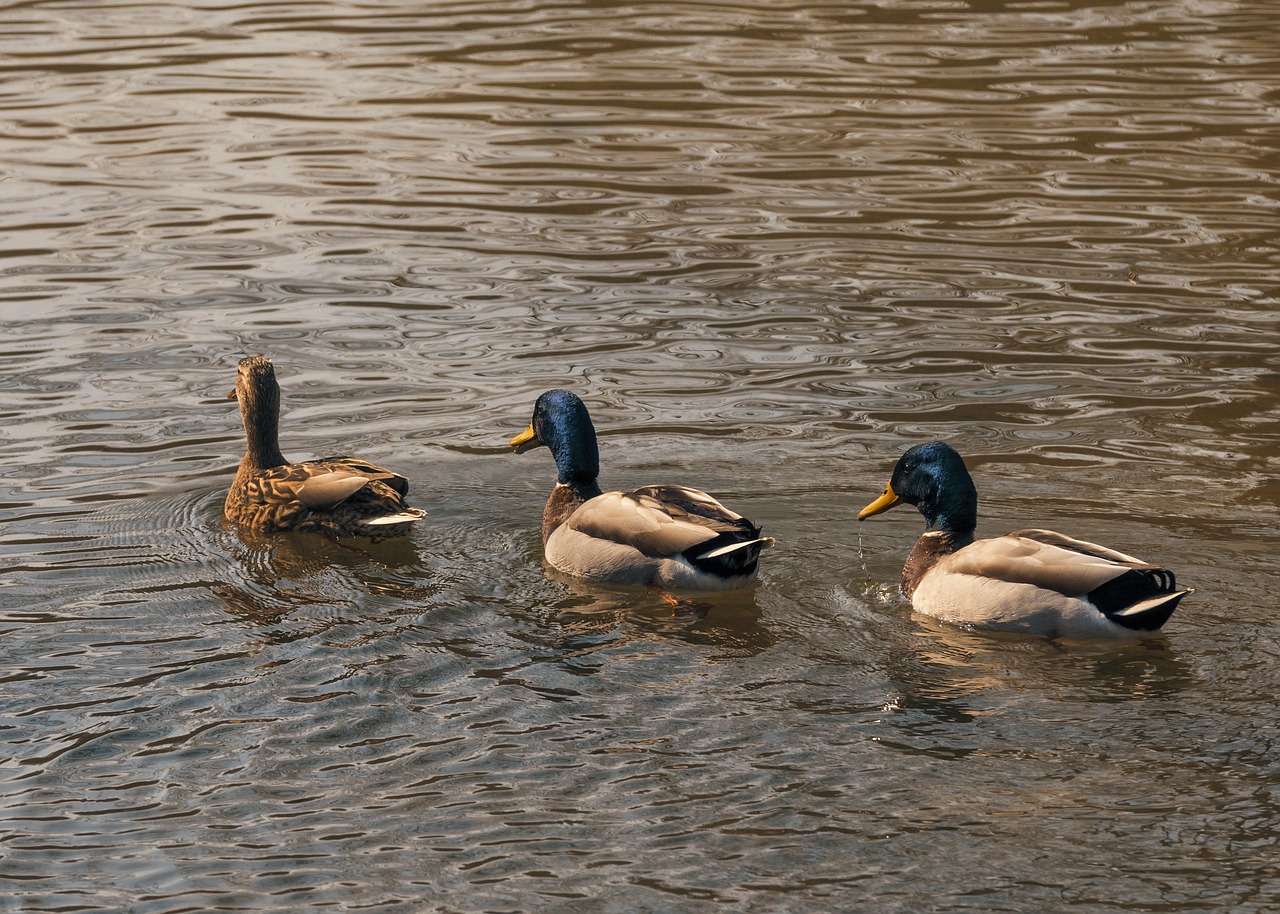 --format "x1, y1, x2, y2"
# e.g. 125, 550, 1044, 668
509, 389, 773, 589
858, 442, 1191, 637
224, 356, 425, 539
